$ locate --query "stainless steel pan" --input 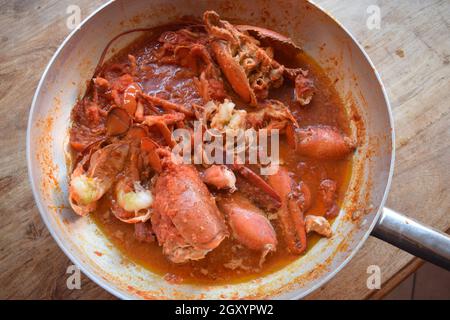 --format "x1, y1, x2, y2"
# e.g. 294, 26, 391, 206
26, 0, 450, 299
